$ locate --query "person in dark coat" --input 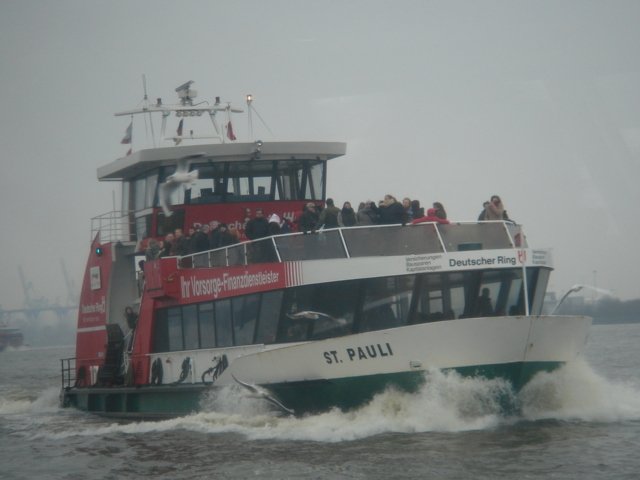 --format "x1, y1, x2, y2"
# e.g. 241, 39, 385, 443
191, 224, 210, 253
338, 201, 357, 227
376, 194, 406, 225
317, 198, 340, 229
411, 199, 424, 219
298, 203, 319, 232
357, 201, 378, 225
245, 208, 270, 240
